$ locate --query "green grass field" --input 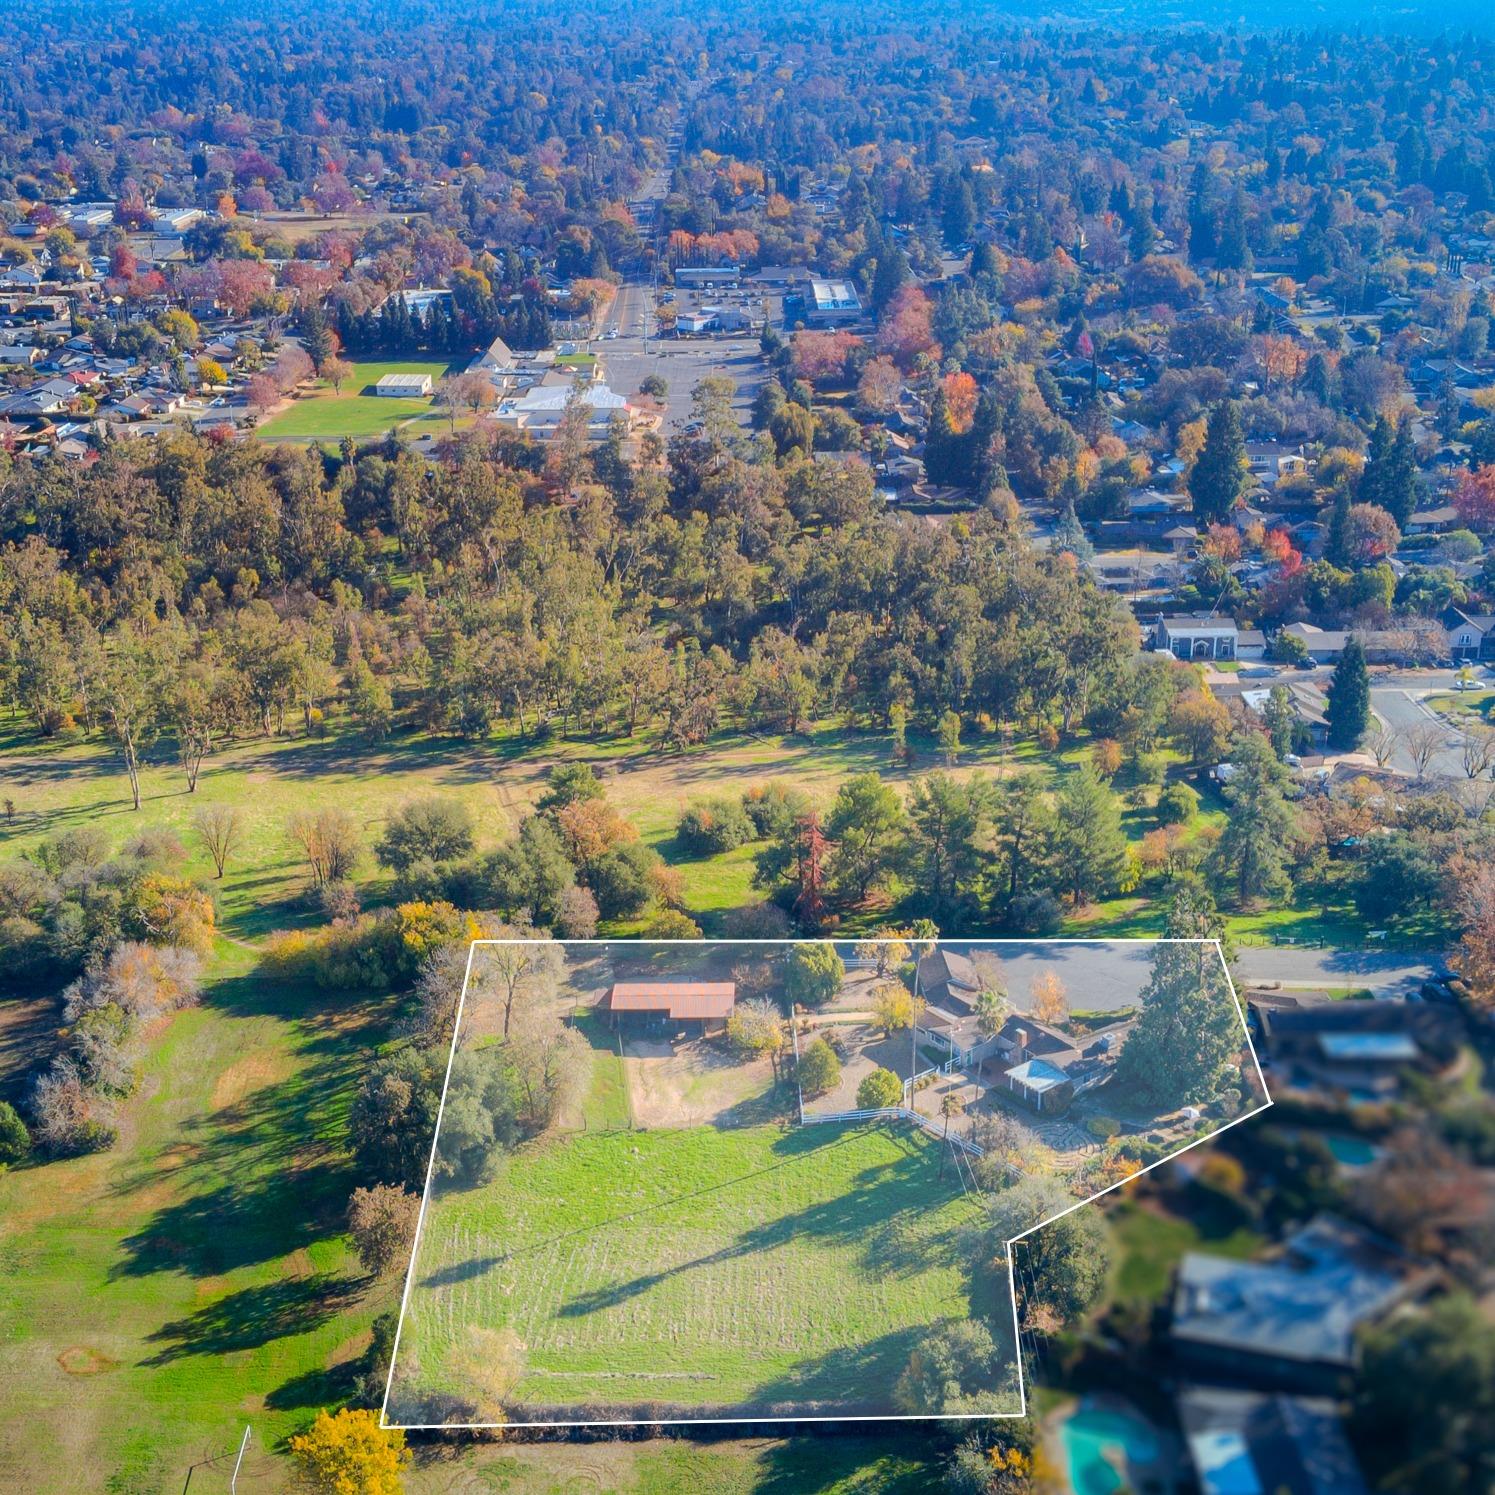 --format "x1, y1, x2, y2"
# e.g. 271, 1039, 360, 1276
1107, 1197, 1264, 1308
255, 359, 462, 442
0, 941, 396, 1492
390, 1122, 997, 1419
406, 1434, 943, 1494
